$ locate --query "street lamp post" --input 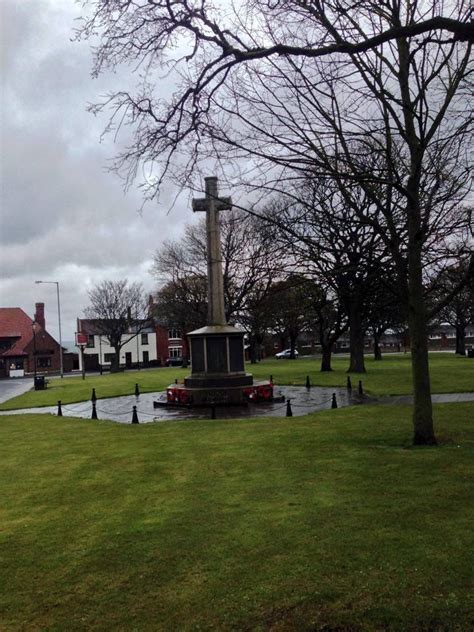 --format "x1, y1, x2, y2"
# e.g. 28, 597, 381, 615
35, 280, 64, 378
